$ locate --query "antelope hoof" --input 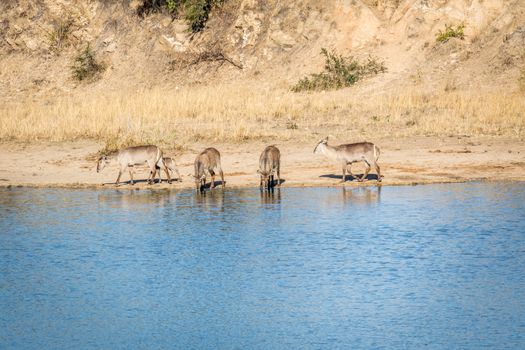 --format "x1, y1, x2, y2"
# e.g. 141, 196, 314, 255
130, 182, 134, 186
